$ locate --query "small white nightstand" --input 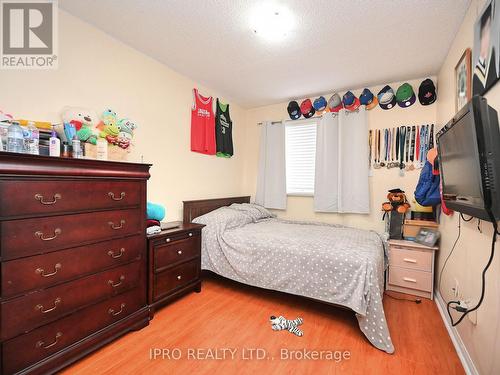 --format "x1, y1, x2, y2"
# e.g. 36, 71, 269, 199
386, 239, 439, 300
